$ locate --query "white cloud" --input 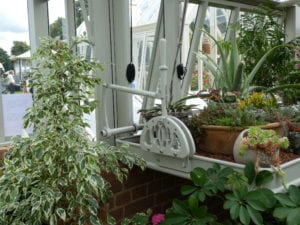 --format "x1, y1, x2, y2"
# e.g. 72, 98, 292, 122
48, 0, 66, 24
0, 0, 29, 55
0, 0, 65, 55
